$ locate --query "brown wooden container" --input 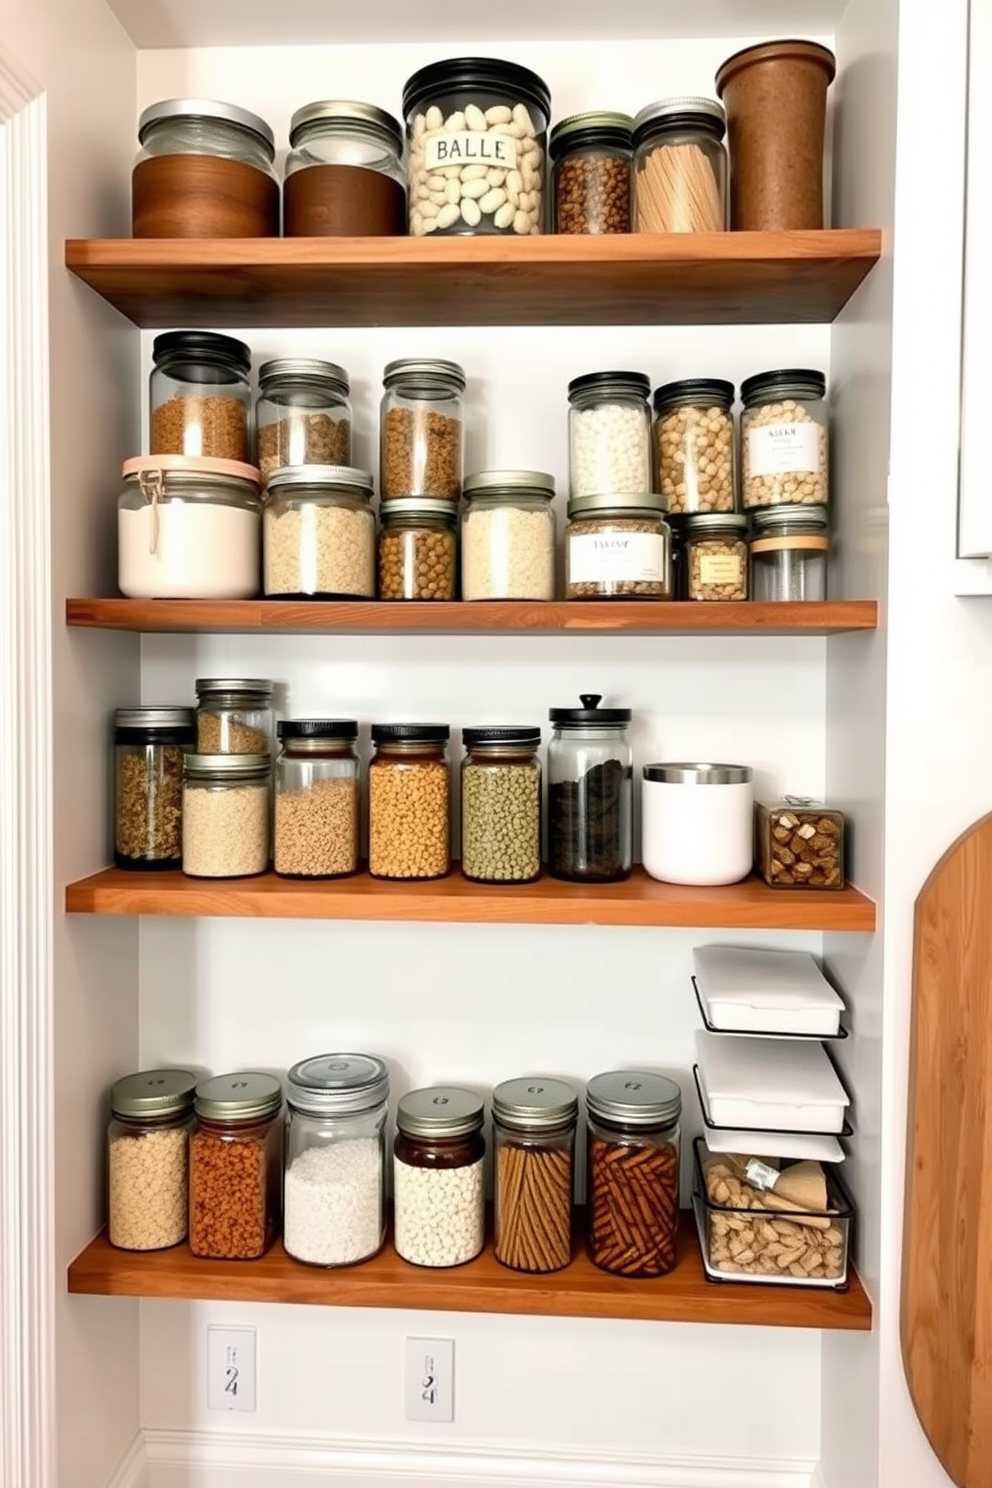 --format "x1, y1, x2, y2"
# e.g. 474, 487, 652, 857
283, 164, 406, 237
716, 40, 836, 231
132, 154, 280, 239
